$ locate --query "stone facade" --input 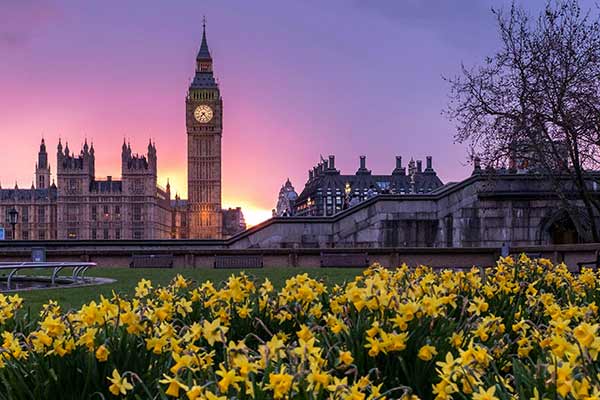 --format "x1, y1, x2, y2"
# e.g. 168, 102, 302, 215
170, 199, 245, 239
232, 168, 600, 249
294, 155, 443, 216
56, 139, 172, 240
0, 140, 58, 240
0, 138, 175, 241
186, 23, 223, 239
